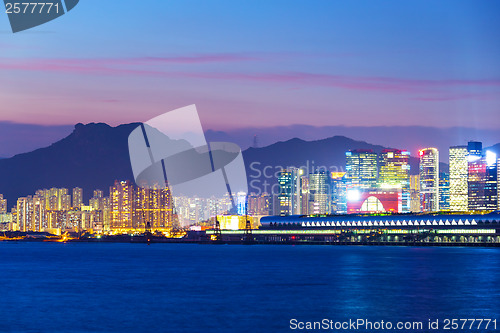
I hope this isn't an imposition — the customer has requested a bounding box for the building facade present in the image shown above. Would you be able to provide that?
[277,168,302,216]
[345,149,378,189]
[449,146,468,211]
[419,148,439,212]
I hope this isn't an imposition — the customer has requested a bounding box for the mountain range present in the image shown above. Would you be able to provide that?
[0,122,497,208]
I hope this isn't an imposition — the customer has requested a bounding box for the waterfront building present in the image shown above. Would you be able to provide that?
[449,146,468,211]
[347,189,402,214]
[345,149,378,189]
[419,148,439,212]
[216,215,260,230]
[277,168,302,216]
[256,213,500,245]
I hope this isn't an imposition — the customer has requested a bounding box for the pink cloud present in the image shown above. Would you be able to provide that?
[1,56,500,97]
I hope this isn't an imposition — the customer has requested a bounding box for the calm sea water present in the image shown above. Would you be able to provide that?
[0,243,499,333]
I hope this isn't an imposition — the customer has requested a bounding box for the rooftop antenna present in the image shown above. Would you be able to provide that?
[253,134,258,148]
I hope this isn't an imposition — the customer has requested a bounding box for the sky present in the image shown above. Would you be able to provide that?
[1,0,500,136]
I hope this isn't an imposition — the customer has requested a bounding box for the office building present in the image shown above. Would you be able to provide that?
[409,175,420,213]
[468,142,498,211]
[439,172,450,211]
[449,146,468,211]
[378,149,411,212]
[419,148,439,212]
[331,172,347,214]
[236,192,247,216]
[308,171,330,214]
[277,168,302,216]
[345,149,378,189]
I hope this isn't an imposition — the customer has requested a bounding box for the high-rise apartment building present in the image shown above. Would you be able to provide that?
[72,187,83,209]
[419,148,439,212]
[133,185,173,230]
[345,149,378,189]
[248,193,272,216]
[16,197,30,232]
[110,181,134,229]
[0,194,6,214]
[449,146,468,211]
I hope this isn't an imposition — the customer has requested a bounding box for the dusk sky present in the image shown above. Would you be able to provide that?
[1,0,500,132]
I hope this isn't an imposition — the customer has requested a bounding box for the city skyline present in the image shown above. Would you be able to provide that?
[2,137,498,235]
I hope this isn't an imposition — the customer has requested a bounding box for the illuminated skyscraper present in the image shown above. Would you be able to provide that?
[439,172,450,211]
[378,149,410,212]
[449,146,468,211]
[345,149,378,189]
[110,181,134,230]
[236,192,247,215]
[300,176,310,215]
[31,195,45,232]
[419,148,439,212]
[484,151,497,210]
[498,157,500,210]
[331,172,347,214]
[72,187,83,209]
[277,168,302,216]
[409,175,420,212]
[16,197,30,232]
[468,141,497,211]
[308,171,330,214]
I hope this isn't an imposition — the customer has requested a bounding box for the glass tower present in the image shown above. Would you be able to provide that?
[419,148,439,212]
[345,149,378,189]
